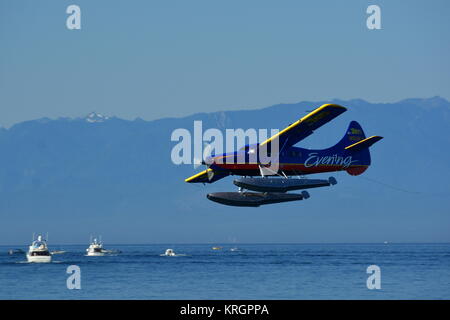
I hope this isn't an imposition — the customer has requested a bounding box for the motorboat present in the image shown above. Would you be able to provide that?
[163,248,176,256]
[8,249,25,255]
[26,235,52,263]
[86,237,105,256]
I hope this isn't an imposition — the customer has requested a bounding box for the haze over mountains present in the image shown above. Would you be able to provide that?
[1,97,449,244]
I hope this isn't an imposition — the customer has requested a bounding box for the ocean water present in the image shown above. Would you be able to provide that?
[0,243,449,299]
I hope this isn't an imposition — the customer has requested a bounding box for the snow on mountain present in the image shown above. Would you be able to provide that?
[85,112,110,123]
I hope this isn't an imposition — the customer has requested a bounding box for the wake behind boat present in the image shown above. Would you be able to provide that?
[26,235,51,263]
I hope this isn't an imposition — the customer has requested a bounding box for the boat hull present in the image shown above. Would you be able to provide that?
[86,251,106,256]
[26,254,52,263]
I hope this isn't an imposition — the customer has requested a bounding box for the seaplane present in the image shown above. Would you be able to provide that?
[185,104,382,207]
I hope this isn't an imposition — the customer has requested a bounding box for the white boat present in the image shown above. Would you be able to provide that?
[26,235,52,263]
[8,249,25,255]
[163,248,176,256]
[86,237,106,256]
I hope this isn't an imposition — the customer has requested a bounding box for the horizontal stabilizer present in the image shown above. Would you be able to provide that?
[345,135,383,152]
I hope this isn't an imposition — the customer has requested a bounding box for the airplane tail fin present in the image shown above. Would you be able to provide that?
[337,121,367,147]
[334,121,383,176]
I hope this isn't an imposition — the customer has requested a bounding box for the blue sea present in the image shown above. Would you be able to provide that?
[0,243,449,299]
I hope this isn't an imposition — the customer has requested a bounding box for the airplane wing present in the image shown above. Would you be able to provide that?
[185,168,229,183]
[258,103,347,152]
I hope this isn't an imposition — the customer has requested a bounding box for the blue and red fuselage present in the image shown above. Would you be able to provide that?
[207,121,371,177]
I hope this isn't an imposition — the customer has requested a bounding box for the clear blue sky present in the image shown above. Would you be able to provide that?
[1,0,449,127]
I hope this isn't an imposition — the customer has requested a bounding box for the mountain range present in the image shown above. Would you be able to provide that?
[1,97,449,244]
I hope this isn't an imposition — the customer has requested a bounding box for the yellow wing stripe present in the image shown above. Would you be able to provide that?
[345,135,383,150]
[259,103,347,147]
[185,168,213,183]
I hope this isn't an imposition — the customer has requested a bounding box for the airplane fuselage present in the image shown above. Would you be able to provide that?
[208,144,371,177]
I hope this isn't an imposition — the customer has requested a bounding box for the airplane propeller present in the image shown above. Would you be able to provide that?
[193,143,212,169]
[207,168,215,181]
[203,144,216,181]
[193,143,215,181]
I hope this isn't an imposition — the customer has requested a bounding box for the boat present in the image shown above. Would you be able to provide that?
[162,248,176,256]
[212,246,223,250]
[26,235,52,263]
[86,237,106,256]
[8,249,25,255]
